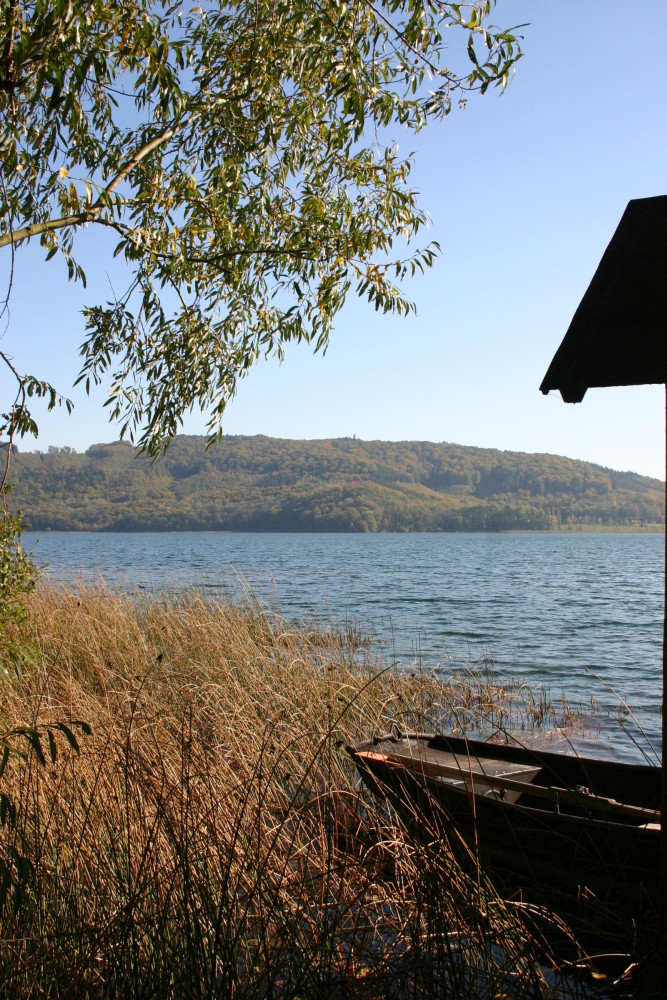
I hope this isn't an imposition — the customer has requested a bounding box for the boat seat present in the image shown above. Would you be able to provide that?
[415,751,542,804]
[457,765,542,804]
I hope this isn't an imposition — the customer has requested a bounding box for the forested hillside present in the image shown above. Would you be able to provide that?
[7,436,665,532]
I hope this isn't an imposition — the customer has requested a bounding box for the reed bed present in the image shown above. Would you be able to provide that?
[0,584,595,998]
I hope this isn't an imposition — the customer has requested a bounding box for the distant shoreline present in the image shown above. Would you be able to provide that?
[23,525,665,535]
[504,525,665,534]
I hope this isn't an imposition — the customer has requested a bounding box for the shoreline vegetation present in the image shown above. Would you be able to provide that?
[0,585,650,998]
[7,435,664,533]
[23,524,667,534]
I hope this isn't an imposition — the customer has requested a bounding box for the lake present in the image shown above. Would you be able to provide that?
[24,530,664,756]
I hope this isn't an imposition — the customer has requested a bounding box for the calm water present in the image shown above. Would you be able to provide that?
[24,531,664,754]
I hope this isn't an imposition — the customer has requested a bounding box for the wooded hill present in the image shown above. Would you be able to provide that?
[8,436,665,532]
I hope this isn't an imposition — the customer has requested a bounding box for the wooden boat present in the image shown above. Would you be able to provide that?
[348,730,661,936]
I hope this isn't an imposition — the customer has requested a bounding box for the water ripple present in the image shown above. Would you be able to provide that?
[26,530,664,750]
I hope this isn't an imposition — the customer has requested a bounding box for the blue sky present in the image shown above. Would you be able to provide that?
[2,0,666,479]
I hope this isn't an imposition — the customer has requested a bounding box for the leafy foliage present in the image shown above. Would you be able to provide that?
[9,435,665,532]
[0,0,521,454]
[0,498,37,667]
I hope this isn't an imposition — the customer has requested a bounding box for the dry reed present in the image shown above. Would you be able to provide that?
[0,584,593,998]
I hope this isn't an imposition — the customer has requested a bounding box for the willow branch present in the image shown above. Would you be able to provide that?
[0,213,130,248]
[0,349,24,496]
[0,122,179,250]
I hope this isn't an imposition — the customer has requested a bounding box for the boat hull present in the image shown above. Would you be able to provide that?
[348,732,660,939]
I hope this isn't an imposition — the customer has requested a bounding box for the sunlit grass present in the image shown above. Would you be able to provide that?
[0,584,596,998]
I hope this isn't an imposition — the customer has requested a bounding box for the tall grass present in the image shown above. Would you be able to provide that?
[0,584,602,998]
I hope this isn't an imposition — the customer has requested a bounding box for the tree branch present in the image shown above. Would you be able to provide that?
[0,213,127,249]
[0,349,24,496]
[0,122,179,250]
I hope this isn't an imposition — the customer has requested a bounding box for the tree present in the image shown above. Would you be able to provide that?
[0,0,521,458]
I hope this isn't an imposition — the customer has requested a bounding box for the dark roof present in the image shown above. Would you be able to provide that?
[540,195,667,403]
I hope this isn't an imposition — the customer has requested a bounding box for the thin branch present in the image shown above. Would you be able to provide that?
[0,350,24,497]
[0,122,180,250]
[0,170,16,329]
[103,124,179,200]
[0,213,127,249]
[0,0,20,94]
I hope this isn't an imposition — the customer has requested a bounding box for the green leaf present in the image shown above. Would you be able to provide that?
[52,723,81,753]
[47,728,58,764]
[0,745,10,781]
[28,732,46,767]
